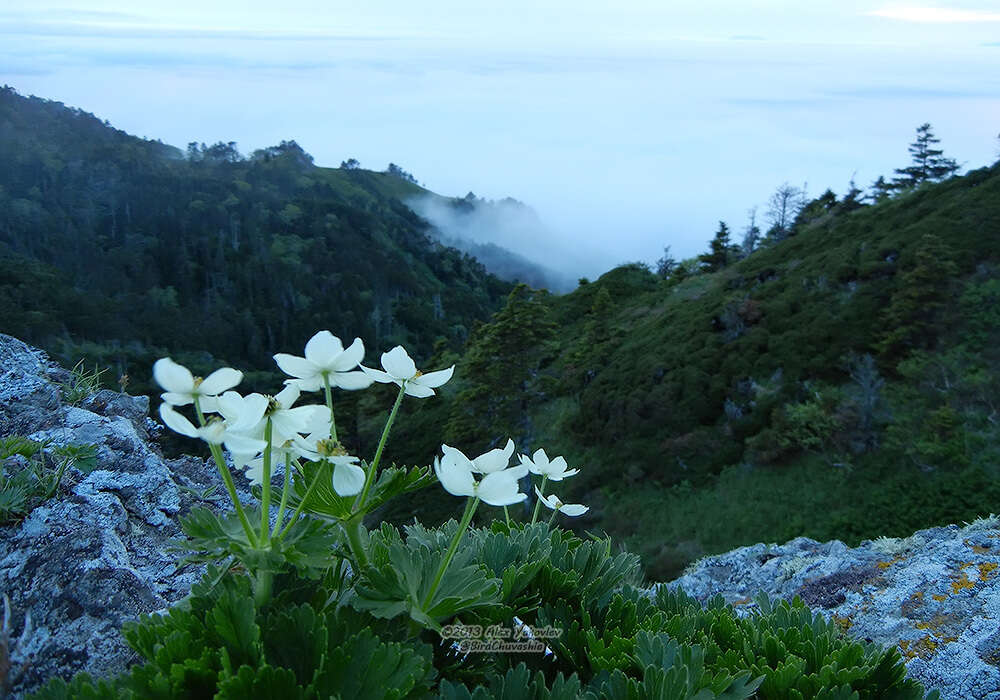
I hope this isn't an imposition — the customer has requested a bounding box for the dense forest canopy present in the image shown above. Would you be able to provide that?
[0,86,511,401]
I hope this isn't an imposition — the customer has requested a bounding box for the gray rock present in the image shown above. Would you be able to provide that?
[655,520,1000,700]
[0,335,248,698]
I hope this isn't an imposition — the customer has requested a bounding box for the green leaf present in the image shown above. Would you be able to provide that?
[215,664,303,699]
[312,628,433,699]
[354,541,500,630]
[289,460,353,522]
[362,463,436,515]
[210,586,262,668]
[263,603,328,687]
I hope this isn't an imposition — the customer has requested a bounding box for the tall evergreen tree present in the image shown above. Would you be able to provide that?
[891,123,959,190]
[698,221,737,273]
[445,284,555,447]
[877,233,959,360]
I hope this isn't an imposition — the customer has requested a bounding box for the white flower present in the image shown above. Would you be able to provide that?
[534,487,589,517]
[329,455,366,496]
[520,449,579,481]
[273,331,373,392]
[158,403,266,456]
[469,439,516,474]
[285,435,366,497]
[434,444,527,506]
[153,358,242,407]
[360,346,454,398]
[267,384,329,439]
[214,391,269,432]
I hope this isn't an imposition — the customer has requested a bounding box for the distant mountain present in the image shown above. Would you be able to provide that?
[0,85,511,400]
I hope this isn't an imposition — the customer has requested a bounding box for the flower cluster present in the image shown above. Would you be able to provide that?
[435,441,588,522]
[153,328,587,608]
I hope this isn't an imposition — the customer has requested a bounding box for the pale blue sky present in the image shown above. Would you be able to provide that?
[2,1,998,277]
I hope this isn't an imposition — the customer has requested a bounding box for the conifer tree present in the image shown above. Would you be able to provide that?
[445,284,555,447]
[877,233,958,360]
[698,221,737,273]
[891,123,959,191]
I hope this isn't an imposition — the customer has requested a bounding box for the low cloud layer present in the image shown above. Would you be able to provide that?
[408,194,588,292]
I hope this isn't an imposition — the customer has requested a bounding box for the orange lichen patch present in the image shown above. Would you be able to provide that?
[964,539,992,553]
[979,562,998,580]
[832,615,853,633]
[731,596,752,606]
[900,590,925,617]
[900,635,959,661]
[932,593,948,602]
[877,556,905,570]
[950,563,980,593]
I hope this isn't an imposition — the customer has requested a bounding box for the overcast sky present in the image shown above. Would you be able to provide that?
[2,1,998,278]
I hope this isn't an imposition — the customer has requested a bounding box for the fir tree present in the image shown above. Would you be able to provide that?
[891,123,959,191]
[698,221,738,272]
[877,233,959,360]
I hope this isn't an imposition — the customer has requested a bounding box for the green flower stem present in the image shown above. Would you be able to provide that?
[195,399,257,546]
[422,497,479,609]
[277,460,327,539]
[270,454,294,539]
[259,418,273,544]
[254,570,273,608]
[548,509,559,528]
[322,374,338,443]
[344,514,370,569]
[530,476,548,525]
[354,383,406,512]
[503,505,511,526]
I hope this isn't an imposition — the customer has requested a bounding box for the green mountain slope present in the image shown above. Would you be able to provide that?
[0,86,511,400]
[435,162,1000,577]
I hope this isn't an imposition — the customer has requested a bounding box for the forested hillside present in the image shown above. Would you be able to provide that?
[422,156,1000,578]
[3,85,998,581]
[0,87,511,400]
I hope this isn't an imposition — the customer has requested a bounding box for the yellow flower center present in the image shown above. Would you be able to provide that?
[317,439,349,457]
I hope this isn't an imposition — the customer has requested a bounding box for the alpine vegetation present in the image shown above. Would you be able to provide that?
[30,330,937,699]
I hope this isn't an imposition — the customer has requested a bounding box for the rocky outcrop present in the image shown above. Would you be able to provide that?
[0,335,247,698]
[659,523,1000,700]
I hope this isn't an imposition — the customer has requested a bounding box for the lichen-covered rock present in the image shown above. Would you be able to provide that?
[656,521,1000,700]
[0,335,248,698]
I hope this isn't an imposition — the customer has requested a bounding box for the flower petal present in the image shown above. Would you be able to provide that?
[331,337,365,372]
[160,391,194,407]
[275,383,301,409]
[198,367,243,396]
[273,353,316,380]
[233,393,269,432]
[304,330,344,367]
[413,365,454,389]
[560,504,589,517]
[403,382,436,398]
[435,456,477,497]
[381,346,417,380]
[478,472,526,506]
[534,485,556,510]
[153,358,194,394]
[332,462,366,496]
[359,365,394,384]
[472,438,516,474]
[285,377,324,392]
[222,432,267,456]
[329,370,374,391]
[159,404,199,437]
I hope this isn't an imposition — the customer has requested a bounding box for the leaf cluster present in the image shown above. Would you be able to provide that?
[0,436,98,524]
[30,520,936,699]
